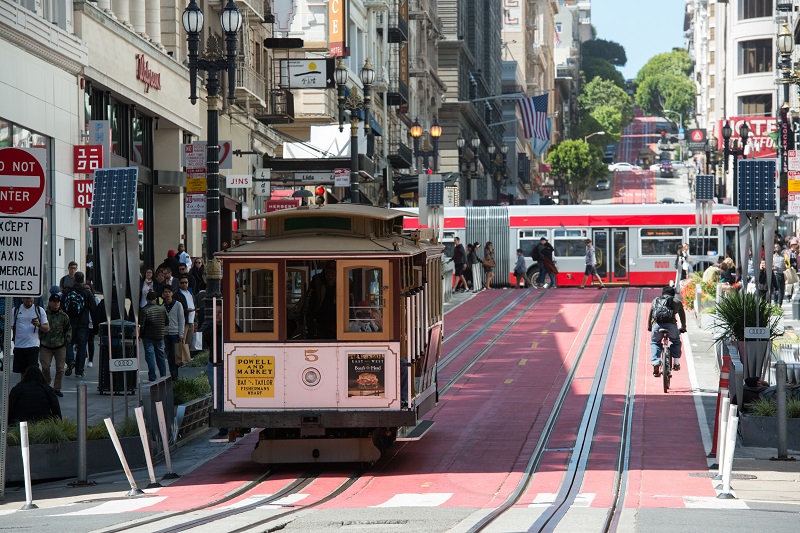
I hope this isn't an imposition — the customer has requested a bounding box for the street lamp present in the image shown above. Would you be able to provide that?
[583,131,606,142]
[457,132,481,201]
[409,117,442,172]
[721,120,750,206]
[335,58,374,204]
[182,0,241,349]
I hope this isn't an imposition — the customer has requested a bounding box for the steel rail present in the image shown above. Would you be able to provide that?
[465,289,614,533]
[443,289,519,344]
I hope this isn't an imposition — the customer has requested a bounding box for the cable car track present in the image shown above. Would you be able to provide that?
[464,289,644,532]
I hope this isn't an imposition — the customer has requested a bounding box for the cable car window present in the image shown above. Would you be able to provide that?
[553,229,586,257]
[229,263,279,340]
[338,260,392,341]
[519,229,548,257]
[640,228,683,255]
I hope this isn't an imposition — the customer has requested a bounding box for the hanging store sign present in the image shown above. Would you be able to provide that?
[717,117,777,159]
[328,0,347,56]
[280,58,336,88]
[73,145,103,174]
[136,53,162,93]
[226,174,252,189]
[89,120,111,171]
[74,179,93,208]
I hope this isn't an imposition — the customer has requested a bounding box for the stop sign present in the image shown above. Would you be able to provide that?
[0,147,46,216]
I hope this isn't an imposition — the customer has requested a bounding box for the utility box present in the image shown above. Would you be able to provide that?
[98,320,138,394]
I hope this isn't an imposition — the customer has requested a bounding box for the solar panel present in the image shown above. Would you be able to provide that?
[695,174,715,201]
[737,159,776,213]
[90,167,139,227]
[427,181,445,206]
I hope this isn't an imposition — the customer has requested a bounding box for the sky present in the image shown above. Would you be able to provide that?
[591,0,686,81]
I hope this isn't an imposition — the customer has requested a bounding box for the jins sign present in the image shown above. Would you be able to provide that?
[136,54,161,93]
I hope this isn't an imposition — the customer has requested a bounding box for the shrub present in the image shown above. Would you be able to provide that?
[680,273,718,310]
[173,373,211,405]
[7,417,140,446]
[748,397,777,417]
[186,349,209,367]
[787,398,800,419]
[87,422,110,441]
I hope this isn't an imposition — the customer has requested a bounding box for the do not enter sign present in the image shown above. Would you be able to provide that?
[0,148,46,217]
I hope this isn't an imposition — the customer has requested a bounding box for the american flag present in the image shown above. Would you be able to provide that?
[554,28,561,46]
[519,94,550,141]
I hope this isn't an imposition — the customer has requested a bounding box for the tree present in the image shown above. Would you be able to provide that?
[576,78,634,141]
[634,49,693,86]
[582,39,627,67]
[581,57,626,89]
[546,140,607,204]
[634,73,696,124]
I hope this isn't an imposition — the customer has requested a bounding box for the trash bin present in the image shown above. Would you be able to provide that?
[98,320,138,394]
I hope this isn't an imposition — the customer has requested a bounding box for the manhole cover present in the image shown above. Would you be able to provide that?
[688,472,757,480]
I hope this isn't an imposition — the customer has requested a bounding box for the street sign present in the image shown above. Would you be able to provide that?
[678,127,685,140]
[334,168,350,187]
[0,217,43,296]
[109,357,140,372]
[687,129,707,150]
[185,193,206,218]
[788,179,800,193]
[182,141,234,169]
[0,147,46,217]
[789,150,800,171]
[186,177,207,193]
[789,193,800,215]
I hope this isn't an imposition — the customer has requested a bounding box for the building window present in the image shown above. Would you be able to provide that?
[739,94,772,116]
[738,0,772,19]
[738,39,773,74]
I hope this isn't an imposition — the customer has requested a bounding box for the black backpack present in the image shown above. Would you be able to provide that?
[63,289,86,319]
[652,296,675,322]
[531,245,541,261]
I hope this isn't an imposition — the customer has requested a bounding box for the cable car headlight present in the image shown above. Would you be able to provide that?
[302,367,321,387]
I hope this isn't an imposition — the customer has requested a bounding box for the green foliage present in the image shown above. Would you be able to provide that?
[578,78,635,129]
[712,291,784,344]
[186,349,209,367]
[582,39,627,66]
[7,417,141,446]
[546,140,608,204]
[788,398,800,419]
[634,74,696,123]
[748,397,777,417]
[635,50,693,85]
[173,373,212,405]
[87,422,110,441]
[679,273,717,310]
[581,57,626,89]
[116,416,141,438]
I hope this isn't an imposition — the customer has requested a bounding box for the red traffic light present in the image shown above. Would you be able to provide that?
[315,186,325,196]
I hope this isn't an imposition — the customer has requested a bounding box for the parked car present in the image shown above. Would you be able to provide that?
[661,197,675,204]
[595,178,610,191]
[659,161,674,178]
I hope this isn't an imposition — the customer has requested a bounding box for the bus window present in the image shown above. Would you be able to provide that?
[640,228,683,256]
[442,231,457,258]
[553,229,586,257]
[519,229,548,257]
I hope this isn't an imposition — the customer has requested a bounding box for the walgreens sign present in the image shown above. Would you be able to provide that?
[716,117,777,159]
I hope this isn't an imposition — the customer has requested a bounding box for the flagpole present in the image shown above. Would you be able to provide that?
[471,88,553,104]
[488,115,557,128]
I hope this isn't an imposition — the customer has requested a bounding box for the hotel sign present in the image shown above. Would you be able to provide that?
[329,0,347,56]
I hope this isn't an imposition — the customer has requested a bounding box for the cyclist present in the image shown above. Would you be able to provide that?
[647,286,687,377]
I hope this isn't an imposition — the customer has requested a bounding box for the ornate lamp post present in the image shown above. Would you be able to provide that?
[457,132,480,202]
[409,117,442,172]
[721,120,750,206]
[335,58,374,204]
[182,0,241,344]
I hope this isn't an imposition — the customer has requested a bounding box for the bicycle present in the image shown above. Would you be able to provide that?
[658,328,672,393]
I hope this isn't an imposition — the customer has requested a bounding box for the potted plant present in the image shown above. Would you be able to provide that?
[712,291,783,381]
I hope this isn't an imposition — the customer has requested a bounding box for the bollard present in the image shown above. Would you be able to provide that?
[68,382,96,487]
[714,397,730,480]
[134,407,161,488]
[717,406,739,498]
[19,422,38,510]
[155,401,180,480]
[711,355,731,457]
[104,418,144,496]
[793,291,800,321]
[774,361,794,461]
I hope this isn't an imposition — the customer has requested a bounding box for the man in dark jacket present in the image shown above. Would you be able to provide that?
[63,272,97,378]
[647,286,687,377]
[139,291,169,382]
[39,294,72,397]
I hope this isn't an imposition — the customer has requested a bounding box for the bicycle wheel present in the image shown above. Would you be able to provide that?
[662,345,671,393]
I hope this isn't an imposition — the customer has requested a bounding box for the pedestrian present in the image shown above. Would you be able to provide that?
[537,238,557,288]
[176,275,197,367]
[85,282,98,368]
[451,237,468,292]
[176,243,192,271]
[579,239,605,289]
[189,257,207,292]
[513,248,529,288]
[468,242,483,292]
[59,261,78,293]
[62,272,96,378]
[8,366,61,423]
[483,241,496,289]
[784,239,799,300]
[153,268,167,300]
[531,237,546,288]
[11,297,50,378]
[39,293,71,397]
[772,244,786,305]
[177,263,196,293]
[162,285,185,381]
[675,243,692,284]
[161,265,179,292]
[139,291,169,382]
[139,267,158,309]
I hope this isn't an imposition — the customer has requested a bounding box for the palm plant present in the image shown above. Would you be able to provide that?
[712,291,783,344]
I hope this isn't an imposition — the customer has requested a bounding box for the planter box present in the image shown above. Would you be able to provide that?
[740,413,800,451]
[174,394,212,441]
[5,437,145,483]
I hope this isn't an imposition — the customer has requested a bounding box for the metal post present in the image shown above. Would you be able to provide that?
[0,296,12,501]
[351,117,360,204]
[204,72,222,339]
[70,382,95,486]
[717,406,739,499]
[134,406,161,488]
[155,400,180,479]
[776,360,789,459]
[19,422,37,510]
[715,396,731,479]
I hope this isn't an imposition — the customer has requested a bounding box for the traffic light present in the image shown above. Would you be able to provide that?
[660,131,667,144]
[315,185,326,205]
